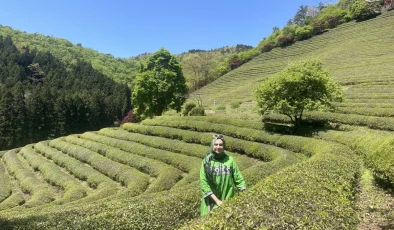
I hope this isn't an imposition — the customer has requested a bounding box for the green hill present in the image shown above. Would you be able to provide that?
[1,10,394,230]
[0,25,139,87]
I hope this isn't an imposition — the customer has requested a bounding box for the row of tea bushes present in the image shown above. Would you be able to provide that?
[241,152,306,186]
[64,135,183,193]
[19,145,87,204]
[120,123,281,162]
[79,132,202,188]
[34,142,121,200]
[0,160,11,203]
[186,153,361,229]
[49,139,150,194]
[2,149,57,208]
[315,128,394,189]
[0,149,302,229]
[155,116,265,130]
[98,128,259,167]
[139,118,352,157]
[336,107,394,118]
[264,111,394,131]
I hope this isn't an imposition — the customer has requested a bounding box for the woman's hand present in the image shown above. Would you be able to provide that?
[209,194,223,207]
[216,200,223,206]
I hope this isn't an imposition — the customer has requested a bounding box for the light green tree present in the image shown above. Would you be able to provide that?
[132,48,188,118]
[254,59,343,127]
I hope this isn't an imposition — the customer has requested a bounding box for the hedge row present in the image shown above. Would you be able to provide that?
[0,189,25,211]
[186,153,361,229]
[79,132,202,188]
[19,145,87,204]
[99,128,259,168]
[315,128,394,189]
[241,152,306,186]
[264,111,394,131]
[0,160,11,203]
[138,118,353,157]
[154,116,265,130]
[0,182,201,230]
[2,149,57,208]
[337,106,394,118]
[49,139,149,194]
[64,135,183,193]
[34,142,120,200]
[336,102,394,109]
[0,153,304,229]
[120,123,283,162]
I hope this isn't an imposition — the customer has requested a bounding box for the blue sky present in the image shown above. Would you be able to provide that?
[0,0,332,58]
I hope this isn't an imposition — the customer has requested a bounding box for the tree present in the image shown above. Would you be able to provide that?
[132,48,188,118]
[293,5,309,26]
[254,59,343,127]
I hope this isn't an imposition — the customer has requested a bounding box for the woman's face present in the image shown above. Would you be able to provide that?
[213,139,224,154]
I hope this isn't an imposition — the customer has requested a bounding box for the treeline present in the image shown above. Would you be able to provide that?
[0,25,139,88]
[0,36,131,151]
[214,0,394,82]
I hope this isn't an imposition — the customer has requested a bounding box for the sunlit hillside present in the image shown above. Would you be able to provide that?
[1,10,394,230]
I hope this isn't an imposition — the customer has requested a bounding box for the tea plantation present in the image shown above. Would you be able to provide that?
[1,10,394,229]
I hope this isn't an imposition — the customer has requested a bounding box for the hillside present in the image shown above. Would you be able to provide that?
[1,10,394,229]
[0,25,139,87]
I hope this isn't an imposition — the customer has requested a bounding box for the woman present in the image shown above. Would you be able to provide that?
[200,134,246,216]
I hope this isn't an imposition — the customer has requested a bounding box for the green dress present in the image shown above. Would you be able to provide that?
[200,139,246,216]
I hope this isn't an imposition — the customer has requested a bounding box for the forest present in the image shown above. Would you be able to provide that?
[0,36,131,150]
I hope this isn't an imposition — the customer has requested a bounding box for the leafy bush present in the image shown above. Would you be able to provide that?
[2,149,57,207]
[351,0,381,21]
[189,106,205,116]
[295,25,313,40]
[230,101,241,109]
[215,105,226,110]
[182,102,197,116]
[186,153,360,229]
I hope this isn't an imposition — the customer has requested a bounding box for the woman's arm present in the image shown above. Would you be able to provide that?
[232,159,246,191]
[209,193,223,206]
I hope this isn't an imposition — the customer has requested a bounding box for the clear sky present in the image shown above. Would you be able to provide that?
[0,0,333,58]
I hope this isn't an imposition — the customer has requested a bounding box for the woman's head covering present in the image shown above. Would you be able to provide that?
[203,134,226,182]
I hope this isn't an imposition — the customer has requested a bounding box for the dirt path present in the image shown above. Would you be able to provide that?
[358,168,394,230]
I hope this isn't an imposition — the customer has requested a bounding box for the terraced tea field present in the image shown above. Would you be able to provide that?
[1,10,394,230]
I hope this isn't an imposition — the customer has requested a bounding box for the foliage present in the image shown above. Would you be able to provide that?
[182,102,197,116]
[254,59,343,127]
[0,36,131,150]
[351,0,382,21]
[314,4,351,28]
[293,5,309,26]
[120,110,138,126]
[0,25,139,88]
[295,25,313,40]
[132,48,188,118]
[188,106,205,116]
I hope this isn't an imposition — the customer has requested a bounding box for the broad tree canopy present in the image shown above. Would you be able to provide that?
[132,48,188,118]
[254,58,343,126]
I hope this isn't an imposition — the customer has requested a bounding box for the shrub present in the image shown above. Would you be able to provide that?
[295,25,313,41]
[230,101,241,109]
[120,110,138,126]
[262,44,273,52]
[189,106,205,116]
[182,102,197,116]
[216,105,226,110]
[351,0,381,21]
[276,34,295,47]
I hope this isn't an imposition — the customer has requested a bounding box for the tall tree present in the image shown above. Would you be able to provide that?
[293,5,309,26]
[132,48,188,118]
